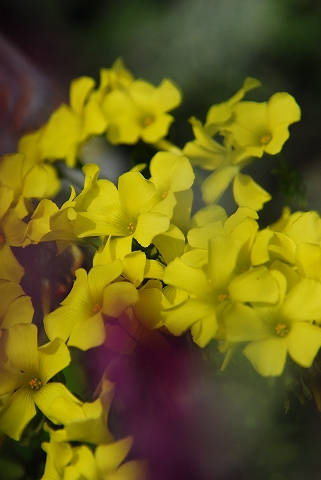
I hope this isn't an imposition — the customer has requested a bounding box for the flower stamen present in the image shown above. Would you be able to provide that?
[162,191,168,199]
[143,116,154,126]
[127,222,136,233]
[260,134,271,144]
[92,303,101,313]
[218,293,229,302]
[29,378,42,390]
[275,323,289,337]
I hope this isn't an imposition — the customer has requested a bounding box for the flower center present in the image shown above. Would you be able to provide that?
[275,323,289,337]
[0,231,5,243]
[143,116,154,127]
[92,303,101,313]
[127,222,136,234]
[218,293,229,302]
[260,134,271,145]
[162,190,168,199]
[29,378,42,390]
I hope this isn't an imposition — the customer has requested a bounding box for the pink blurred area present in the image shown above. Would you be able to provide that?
[0,34,66,156]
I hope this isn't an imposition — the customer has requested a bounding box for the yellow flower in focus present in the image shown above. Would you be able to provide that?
[74,169,170,248]
[222,92,301,159]
[183,118,271,209]
[44,261,139,350]
[163,235,279,347]
[0,324,74,440]
[205,77,262,134]
[103,78,181,144]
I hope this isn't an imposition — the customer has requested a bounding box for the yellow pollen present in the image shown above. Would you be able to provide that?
[260,134,271,145]
[127,222,136,233]
[162,191,168,199]
[275,323,289,337]
[29,378,42,390]
[0,233,5,243]
[218,293,229,302]
[92,303,101,313]
[143,116,154,126]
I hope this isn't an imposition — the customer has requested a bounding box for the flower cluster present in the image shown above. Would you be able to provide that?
[2,57,320,478]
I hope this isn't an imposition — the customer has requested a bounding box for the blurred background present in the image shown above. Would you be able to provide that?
[1,1,321,479]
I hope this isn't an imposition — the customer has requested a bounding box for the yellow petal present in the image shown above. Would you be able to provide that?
[233,172,271,211]
[243,337,287,377]
[0,388,36,440]
[288,322,321,367]
[228,266,279,304]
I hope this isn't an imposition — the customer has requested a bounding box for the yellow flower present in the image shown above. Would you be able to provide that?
[44,377,114,445]
[0,152,55,219]
[149,151,194,220]
[205,77,262,133]
[18,128,61,199]
[0,185,26,282]
[182,117,228,170]
[269,211,321,265]
[0,280,33,330]
[96,57,134,100]
[163,235,279,347]
[63,438,146,480]
[44,261,139,350]
[103,78,181,144]
[222,92,301,159]
[74,169,170,248]
[226,274,321,376]
[40,439,73,480]
[0,323,74,440]
[39,76,107,167]
[183,118,271,209]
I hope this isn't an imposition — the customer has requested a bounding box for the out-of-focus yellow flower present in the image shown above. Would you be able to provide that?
[0,280,33,330]
[149,151,194,219]
[226,272,321,376]
[40,439,73,480]
[39,76,107,167]
[269,211,321,265]
[0,185,26,282]
[96,57,134,101]
[18,128,61,199]
[103,78,181,145]
[44,377,115,445]
[0,323,75,440]
[0,152,56,219]
[63,437,146,480]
